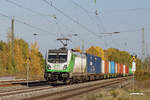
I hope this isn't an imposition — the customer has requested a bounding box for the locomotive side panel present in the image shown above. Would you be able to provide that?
[73,55,86,73]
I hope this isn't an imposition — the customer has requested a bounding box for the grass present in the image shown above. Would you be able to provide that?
[86,88,150,100]
[77,80,150,100]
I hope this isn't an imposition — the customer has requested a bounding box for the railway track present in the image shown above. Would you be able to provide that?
[0,79,26,87]
[0,76,132,100]
[0,80,47,87]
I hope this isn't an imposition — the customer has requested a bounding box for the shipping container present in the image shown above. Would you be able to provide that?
[73,55,86,73]
[105,60,109,74]
[117,63,120,74]
[110,61,115,74]
[86,54,101,74]
[109,61,111,73]
[115,63,118,74]
[127,66,129,74]
[125,65,128,74]
[123,65,126,74]
[129,66,133,74]
[120,64,123,74]
[101,60,105,74]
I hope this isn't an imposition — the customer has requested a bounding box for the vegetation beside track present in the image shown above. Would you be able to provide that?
[0,33,45,79]
[76,80,150,100]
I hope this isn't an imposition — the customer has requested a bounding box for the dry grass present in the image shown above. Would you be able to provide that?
[85,88,150,100]
[75,80,150,100]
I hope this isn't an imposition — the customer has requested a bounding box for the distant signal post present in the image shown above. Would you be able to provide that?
[131,55,136,93]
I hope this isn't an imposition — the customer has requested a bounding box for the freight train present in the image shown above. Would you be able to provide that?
[44,48,133,84]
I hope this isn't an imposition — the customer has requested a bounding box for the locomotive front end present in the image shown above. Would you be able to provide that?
[44,49,71,82]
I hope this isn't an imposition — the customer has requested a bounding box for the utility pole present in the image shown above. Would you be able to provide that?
[142,28,145,69]
[26,58,30,87]
[11,17,15,69]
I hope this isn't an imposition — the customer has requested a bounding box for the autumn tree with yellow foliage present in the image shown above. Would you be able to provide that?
[0,37,44,79]
[29,42,44,78]
[86,46,104,60]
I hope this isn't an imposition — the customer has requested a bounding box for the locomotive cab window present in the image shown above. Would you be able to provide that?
[59,53,67,63]
[48,53,67,63]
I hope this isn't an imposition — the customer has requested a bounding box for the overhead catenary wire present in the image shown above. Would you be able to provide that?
[5,0,56,19]
[95,10,106,32]
[1,0,89,44]
[55,18,78,36]
[71,0,103,34]
[0,12,56,36]
[119,8,150,11]
[103,8,150,15]
[42,0,100,37]
[71,0,94,14]
[5,0,59,31]
[6,0,100,38]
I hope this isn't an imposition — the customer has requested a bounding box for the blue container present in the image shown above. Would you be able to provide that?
[110,61,115,74]
[86,54,101,74]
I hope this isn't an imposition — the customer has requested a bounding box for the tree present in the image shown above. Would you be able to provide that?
[29,42,43,77]
[0,41,6,51]
[14,39,28,73]
[86,46,104,59]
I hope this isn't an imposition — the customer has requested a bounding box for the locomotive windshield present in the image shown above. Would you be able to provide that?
[48,53,67,63]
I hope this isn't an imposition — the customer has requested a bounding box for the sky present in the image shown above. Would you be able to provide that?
[0,0,150,58]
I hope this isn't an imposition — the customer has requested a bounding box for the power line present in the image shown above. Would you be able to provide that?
[71,1,107,36]
[42,0,99,37]
[71,0,94,14]
[103,8,150,14]
[123,8,150,11]
[0,12,56,36]
[5,0,80,38]
[71,0,106,34]
[95,10,106,32]
[71,0,102,34]
[118,29,141,33]
[5,0,59,36]
[5,0,56,19]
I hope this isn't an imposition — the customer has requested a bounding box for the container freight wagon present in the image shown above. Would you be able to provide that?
[123,65,126,75]
[117,63,120,74]
[101,60,105,74]
[86,54,102,80]
[115,63,118,74]
[105,60,109,74]
[120,64,123,75]
[86,54,101,74]
[110,61,115,74]
[129,66,133,75]
[109,61,111,74]
[107,61,116,77]
[125,65,129,75]
[123,65,129,76]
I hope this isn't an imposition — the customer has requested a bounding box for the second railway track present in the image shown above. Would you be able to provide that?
[0,76,132,100]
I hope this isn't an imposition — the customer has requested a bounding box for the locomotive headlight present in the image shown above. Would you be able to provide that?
[63,65,67,70]
[47,65,51,70]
